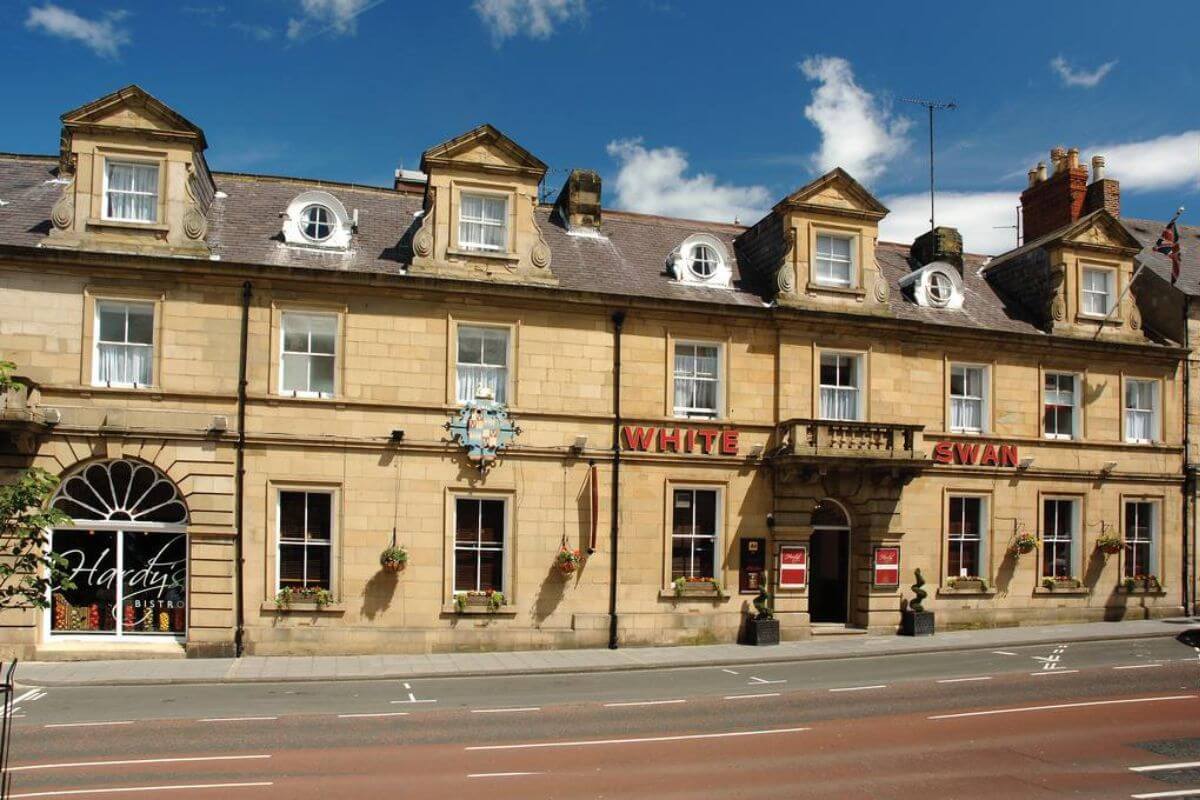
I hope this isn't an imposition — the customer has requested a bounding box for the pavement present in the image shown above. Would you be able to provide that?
[17,616,1198,687]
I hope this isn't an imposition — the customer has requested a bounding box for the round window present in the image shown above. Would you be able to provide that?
[689,244,719,279]
[300,204,335,242]
[928,271,953,306]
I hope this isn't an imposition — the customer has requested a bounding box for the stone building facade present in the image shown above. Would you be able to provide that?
[0,87,1190,659]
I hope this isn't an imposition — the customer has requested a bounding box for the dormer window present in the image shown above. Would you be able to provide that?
[671,234,732,288]
[300,204,335,243]
[1081,266,1115,317]
[815,233,854,287]
[928,271,952,305]
[900,262,964,309]
[281,191,354,250]
[689,244,719,279]
[103,160,159,223]
[459,193,508,252]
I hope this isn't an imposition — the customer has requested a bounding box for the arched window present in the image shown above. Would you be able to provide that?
[299,204,335,242]
[53,459,188,525]
[689,244,719,279]
[811,498,850,528]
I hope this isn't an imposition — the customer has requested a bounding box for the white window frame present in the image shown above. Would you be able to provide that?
[274,489,335,594]
[1124,378,1159,444]
[458,192,509,253]
[101,158,160,224]
[950,363,988,433]
[1123,500,1159,579]
[670,486,722,583]
[92,299,155,388]
[452,495,509,595]
[673,341,722,419]
[818,352,863,421]
[1080,266,1116,318]
[1041,497,1080,580]
[456,324,510,404]
[814,233,855,288]
[947,495,988,579]
[687,244,720,280]
[298,204,335,243]
[1043,371,1079,440]
[279,311,338,398]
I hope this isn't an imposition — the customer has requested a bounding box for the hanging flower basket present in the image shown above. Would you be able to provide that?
[380,545,408,573]
[1008,533,1037,556]
[1095,534,1123,556]
[555,546,583,575]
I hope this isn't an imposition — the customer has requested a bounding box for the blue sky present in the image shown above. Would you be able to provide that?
[5,0,1198,253]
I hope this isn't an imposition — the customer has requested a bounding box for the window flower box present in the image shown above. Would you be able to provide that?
[274,586,333,609]
[1041,576,1082,591]
[1122,575,1162,593]
[454,589,505,613]
[947,576,988,592]
[671,576,726,599]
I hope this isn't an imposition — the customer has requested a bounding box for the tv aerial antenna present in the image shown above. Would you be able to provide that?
[901,97,957,232]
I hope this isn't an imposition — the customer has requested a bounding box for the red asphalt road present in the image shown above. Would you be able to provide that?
[9,691,1200,799]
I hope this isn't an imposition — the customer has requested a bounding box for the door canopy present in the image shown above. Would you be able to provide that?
[52,459,188,525]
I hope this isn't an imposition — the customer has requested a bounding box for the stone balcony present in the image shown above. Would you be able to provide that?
[772,417,929,472]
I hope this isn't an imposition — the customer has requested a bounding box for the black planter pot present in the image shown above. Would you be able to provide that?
[901,610,935,636]
[746,617,780,646]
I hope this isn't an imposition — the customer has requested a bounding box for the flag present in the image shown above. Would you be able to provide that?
[1155,213,1182,284]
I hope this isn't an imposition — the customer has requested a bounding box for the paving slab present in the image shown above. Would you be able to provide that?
[14,617,1196,687]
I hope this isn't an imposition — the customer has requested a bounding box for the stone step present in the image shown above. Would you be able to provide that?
[32,641,187,662]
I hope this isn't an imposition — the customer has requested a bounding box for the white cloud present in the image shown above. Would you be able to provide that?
[232,21,274,41]
[605,139,770,225]
[474,0,585,42]
[286,0,377,41]
[879,191,1020,256]
[799,55,911,183]
[25,4,130,59]
[1050,55,1117,89]
[1084,131,1200,192]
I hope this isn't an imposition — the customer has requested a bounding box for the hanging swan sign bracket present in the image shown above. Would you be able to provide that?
[444,387,521,474]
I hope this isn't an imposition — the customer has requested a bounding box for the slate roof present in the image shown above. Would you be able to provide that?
[0,152,1173,341]
[1123,217,1200,295]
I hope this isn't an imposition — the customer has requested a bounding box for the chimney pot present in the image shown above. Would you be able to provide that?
[1027,168,1038,188]
[1091,155,1106,181]
[1067,147,1080,170]
[1036,162,1048,182]
[1051,147,1067,174]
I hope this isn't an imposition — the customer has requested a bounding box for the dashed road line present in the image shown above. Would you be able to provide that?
[391,698,437,704]
[199,716,278,723]
[9,755,271,773]
[829,685,887,693]
[936,676,993,684]
[337,712,410,719]
[471,707,540,714]
[465,726,811,751]
[10,782,273,798]
[723,692,780,700]
[992,651,1018,656]
[1130,760,1200,773]
[1029,669,1079,676]
[43,721,133,729]
[1114,664,1164,670]
[468,772,544,778]
[748,676,787,685]
[929,694,1197,720]
[603,699,686,708]
[1130,790,1200,799]
[721,669,740,675]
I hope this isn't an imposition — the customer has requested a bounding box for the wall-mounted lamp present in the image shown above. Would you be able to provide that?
[571,434,588,453]
[1018,457,1034,470]
[390,429,405,443]
[1101,460,1118,475]
[748,443,765,459]
[209,415,228,434]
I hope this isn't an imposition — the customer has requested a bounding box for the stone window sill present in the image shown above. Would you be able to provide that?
[659,589,728,601]
[937,587,997,598]
[805,281,866,298]
[440,603,519,617]
[87,217,169,233]
[446,247,520,263]
[1075,313,1122,327]
[1116,586,1167,596]
[1032,587,1090,597]
[261,601,346,614]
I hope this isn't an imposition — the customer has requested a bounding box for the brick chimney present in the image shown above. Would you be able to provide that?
[910,226,964,273]
[1020,147,1088,241]
[553,169,602,232]
[1082,155,1120,217]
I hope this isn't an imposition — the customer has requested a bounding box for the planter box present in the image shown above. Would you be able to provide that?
[901,610,935,636]
[1042,578,1082,591]
[745,617,779,646]
[948,579,986,592]
[1122,579,1162,593]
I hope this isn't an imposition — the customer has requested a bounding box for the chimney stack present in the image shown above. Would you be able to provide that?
[1082,154,1120,218]
[1020,147,1089,241]
[553,169,602,232]
[910,226,964,273]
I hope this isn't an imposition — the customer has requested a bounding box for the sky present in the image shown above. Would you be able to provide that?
[4,0,1199,255]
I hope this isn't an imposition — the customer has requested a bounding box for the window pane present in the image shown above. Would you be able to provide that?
[126,306,154,345]
[672,490,693,535]
[281,353,309,393]
[454,549,478,592]
[98,305,126,342]
[50,530,118,633]
[279,492,306,538]
[279,544,306,587]
[122,532,187,635]
[482,329,508,366]
[690,537,715,578]
[309,354,335,395]
[693,490,717,536]
[458,329,483,364]
[456,499,480,544]
[671,538,690,580]
[282,327,309,354]
[477,550,503,592]
[478,500,505,544]
[305,545,331,588]
[306,493,331,540]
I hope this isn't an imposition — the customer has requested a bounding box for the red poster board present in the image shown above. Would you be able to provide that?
[778,545,807,589]
[873,545,900,588]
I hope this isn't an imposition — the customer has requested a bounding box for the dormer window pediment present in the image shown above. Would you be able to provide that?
[282,190,354,250]
[670,234,732,288]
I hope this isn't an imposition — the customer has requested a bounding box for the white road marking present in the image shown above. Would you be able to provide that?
[929,694,1197,720]
[993,651,1018,656]
[11,689,41,705]
[466,726,811,751]
[829,685,887,693]
[10,783,273,798]
[603,699,686,708]
[748,677,787,685]
[467,772,544,778]
[43,721,133,729]
[723,692,780,700]
[337,712,410,719]
[199,716,278,722]
[1131,790,1200,799]
[471,707,540,714]
[9,755,271,773]
[1029,669,1079,676]
[403,682,411,689]
[1114,664,1164,670]
[721,669,740,675]
[936,676,993,684]
[390,699,437,704]
[30,692,47,702]
[1130,760,1200,773]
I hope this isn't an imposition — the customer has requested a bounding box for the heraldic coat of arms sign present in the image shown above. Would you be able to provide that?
[445,386,521,474]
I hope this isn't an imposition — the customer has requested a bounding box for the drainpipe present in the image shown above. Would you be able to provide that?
[1184,295,1193,616]
[609,310,626,650]
[233,281,251,657]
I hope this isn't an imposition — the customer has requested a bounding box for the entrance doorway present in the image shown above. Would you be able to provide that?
[808,528,849,623]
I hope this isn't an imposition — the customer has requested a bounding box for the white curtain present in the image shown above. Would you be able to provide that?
[1125,381,1155,440]
[97,343,151,386]
[458,365,506,403]
[106,162,158,222]
[951,397,981,431]
[820,386,858,421]
[459,195,506,250]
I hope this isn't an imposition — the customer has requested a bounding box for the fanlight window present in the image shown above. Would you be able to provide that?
[53,460,188,525]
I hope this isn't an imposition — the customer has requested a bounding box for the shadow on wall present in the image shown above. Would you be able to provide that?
[361,570,400,621]
[994,551,1018,596]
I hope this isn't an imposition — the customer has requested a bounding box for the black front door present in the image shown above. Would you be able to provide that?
[808,529,848,623]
